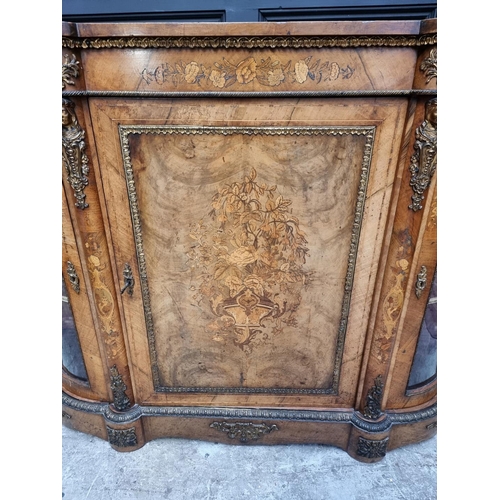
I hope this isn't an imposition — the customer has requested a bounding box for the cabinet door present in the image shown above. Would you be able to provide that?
[90,96,408,408]
[62,186,109,400]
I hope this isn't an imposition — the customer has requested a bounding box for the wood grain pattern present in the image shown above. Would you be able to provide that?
[62,186,108,400]
[62,20,437,459]
[62,97,135,407]
[89,96,408,407]
[67,20,424,38]
[79,47,417,92]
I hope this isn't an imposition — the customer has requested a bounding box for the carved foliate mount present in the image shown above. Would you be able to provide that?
[66,261,80,294]
[409,98,437,212]
[210,421,278,443]
[62,53,80,89]
[109,365,131,412]
[415,265,427,299]
[62,98,90,210]
[356,436,389,459]
[420,47,437,83]
[107,426,137,447]
[363,375,384,420]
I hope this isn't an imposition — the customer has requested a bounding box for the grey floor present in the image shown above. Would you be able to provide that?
[62,425,436,500]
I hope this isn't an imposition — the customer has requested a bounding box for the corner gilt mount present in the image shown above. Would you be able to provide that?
[363,375,384,420]
[62,53,80,89]
[62,98,90,210]
[408,98,437,212]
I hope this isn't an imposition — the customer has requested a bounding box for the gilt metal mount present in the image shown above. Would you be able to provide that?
[120,263,134,296]
[62,98,90,210]
[363,375,384,420]
[66,261,80,294]
[415,266,428,299]
[409,98,437,212]
[210,421,278,442]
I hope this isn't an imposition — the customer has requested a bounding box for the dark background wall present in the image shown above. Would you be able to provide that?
[62,1,437,23]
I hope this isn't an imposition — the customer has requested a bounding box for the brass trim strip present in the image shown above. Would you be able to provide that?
[62,34,436,50]
[119,124,375,395]
[62,390,436,425]
[62,89,437,99]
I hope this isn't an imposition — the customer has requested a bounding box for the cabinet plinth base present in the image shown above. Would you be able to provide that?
[63,391,436,462]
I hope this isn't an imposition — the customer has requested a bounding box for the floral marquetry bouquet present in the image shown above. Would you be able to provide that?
[187,168,313,351]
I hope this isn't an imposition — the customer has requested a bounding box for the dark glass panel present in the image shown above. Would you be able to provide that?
[62,277,88,381]
[407,269,437,390]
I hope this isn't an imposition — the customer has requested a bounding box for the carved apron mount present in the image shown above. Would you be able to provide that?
[107,426,137,447]
[210,421,278,442]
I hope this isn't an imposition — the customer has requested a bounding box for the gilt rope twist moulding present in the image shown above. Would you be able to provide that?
[62,19,437,462]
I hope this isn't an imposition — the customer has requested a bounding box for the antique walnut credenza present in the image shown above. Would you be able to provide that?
[62,19,437,462]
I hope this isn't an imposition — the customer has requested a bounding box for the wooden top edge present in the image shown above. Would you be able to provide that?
[419,18,437,34]
[62,20,434,38]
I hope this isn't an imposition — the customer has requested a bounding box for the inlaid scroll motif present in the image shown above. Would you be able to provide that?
[408,98,437,212]
[428,196,437,228]
[62,98,90,210]
[85,235,121,358]
[62,53,80,89]
[210,421,278,442]
[141,56,354,89]
[377,230,412,363]
[356,437,389,459]
[420,47,437,83]
[187,168,313,352]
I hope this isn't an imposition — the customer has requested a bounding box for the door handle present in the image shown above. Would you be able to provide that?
[120,263,134,296]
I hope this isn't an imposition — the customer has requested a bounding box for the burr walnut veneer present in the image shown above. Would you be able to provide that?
[62,19,437,462]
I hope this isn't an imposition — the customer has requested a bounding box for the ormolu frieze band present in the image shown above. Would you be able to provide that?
[62,34,437,50]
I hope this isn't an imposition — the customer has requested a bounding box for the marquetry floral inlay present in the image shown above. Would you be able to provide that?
[376,229,412,363]
[141,56,354,89]
[187,168,313,352]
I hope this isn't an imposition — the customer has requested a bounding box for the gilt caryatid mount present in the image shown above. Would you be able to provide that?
[62,98,90,210]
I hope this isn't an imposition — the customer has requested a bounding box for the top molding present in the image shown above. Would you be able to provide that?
[62,20,437,48]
